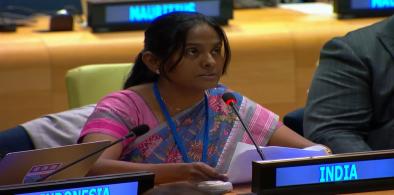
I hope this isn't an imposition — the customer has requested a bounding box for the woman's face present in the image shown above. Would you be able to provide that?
[164,23,225,91]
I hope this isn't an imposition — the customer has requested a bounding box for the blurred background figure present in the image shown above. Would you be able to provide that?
[304,15,394,154]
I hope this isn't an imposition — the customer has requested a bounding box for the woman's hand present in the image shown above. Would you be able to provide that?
[154,162,228,184]
[181,162,228,182]
[316,144,332,155]
[303,144,332,155]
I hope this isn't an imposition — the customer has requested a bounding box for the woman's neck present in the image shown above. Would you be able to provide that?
[155,80,205,114]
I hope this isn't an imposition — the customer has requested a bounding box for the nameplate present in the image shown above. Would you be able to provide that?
[252,150,394,194]
[0,172,154,195]
[334,0,394,18]
[87,0,233,32]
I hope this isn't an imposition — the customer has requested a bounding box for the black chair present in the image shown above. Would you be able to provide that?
[283,108,304,136]
[0,126,34,158]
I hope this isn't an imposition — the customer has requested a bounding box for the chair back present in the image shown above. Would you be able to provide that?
[65,63,132,108]
[283,108,304,136]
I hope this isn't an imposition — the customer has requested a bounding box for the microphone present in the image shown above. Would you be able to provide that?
[222,93,265,161]
[36,124,150,182]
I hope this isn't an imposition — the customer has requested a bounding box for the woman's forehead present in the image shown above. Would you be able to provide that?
[185,24,221,44]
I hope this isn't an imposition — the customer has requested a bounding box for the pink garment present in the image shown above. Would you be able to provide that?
[80,86,283,170]
[80,90,159,148]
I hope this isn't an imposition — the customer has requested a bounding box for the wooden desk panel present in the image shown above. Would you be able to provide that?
[222,29,295,104]
[0,38,52,128]
[0,7,385,130]
[46,36,141,111]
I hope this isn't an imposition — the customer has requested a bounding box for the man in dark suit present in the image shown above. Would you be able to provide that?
[304,15,394,154]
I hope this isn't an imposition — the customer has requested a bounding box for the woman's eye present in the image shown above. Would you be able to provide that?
[185,48,198,56]
[212,47,221,55]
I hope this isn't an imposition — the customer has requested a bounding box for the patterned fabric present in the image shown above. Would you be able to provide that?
[79,85,282,172]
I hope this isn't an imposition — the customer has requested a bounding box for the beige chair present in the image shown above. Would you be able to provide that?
[65,63,133,108]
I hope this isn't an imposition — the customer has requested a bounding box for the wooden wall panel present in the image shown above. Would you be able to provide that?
[0,39,52,128]
[0,7,385,130]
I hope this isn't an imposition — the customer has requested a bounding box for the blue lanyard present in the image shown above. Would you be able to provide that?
[152,82,210,163]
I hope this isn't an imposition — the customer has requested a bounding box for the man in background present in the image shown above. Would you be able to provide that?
[304,15,394,154]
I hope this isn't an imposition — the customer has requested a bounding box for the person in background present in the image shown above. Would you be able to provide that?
[0,105,95,157]
[79,11,329,184]
[304,15,394,154]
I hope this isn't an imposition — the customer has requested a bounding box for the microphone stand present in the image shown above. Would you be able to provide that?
[227,102,265,161]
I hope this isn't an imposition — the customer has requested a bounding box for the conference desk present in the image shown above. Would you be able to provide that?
[0,4,386,130]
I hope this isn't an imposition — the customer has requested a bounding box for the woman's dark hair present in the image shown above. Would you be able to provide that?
[123,11,231,89]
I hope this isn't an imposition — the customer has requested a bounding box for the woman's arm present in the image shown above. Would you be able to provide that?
[267,125,316,148]
[82,133,227,184]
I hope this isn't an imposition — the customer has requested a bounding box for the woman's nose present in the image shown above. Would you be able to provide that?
[202,53,216,68]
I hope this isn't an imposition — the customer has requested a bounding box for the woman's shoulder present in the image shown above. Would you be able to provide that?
[95,85,153,115]
[98,89,141,105]
[99,83,151,102]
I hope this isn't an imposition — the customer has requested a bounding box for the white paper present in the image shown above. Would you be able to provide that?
[227,142,327,184]
[279,3,333,16]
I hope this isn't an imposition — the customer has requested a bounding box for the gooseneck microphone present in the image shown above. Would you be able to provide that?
[222,93,265,161]
[36,124,150,182]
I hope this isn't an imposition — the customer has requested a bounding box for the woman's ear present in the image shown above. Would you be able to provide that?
[142,51,160,74]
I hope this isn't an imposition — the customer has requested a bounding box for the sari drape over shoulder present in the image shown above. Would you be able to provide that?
[79,85,282,173]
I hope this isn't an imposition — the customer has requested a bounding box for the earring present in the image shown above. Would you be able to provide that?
[155,69,160,75]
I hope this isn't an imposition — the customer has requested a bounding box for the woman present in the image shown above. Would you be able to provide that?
[79,11,327,184]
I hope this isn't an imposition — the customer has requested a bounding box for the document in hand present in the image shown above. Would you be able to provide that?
[227,142,328,184]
